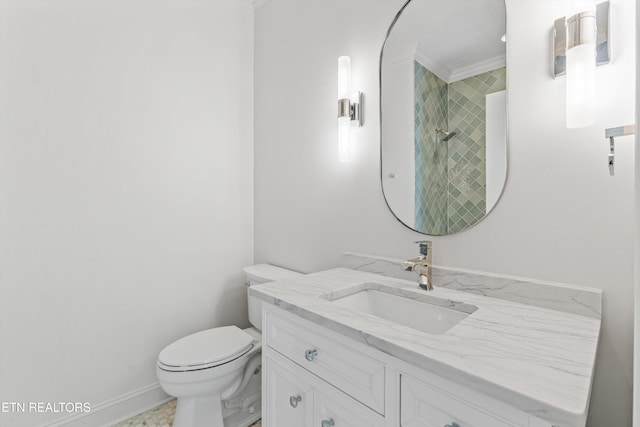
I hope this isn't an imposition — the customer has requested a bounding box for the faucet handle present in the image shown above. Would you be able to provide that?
[414,240,432,257]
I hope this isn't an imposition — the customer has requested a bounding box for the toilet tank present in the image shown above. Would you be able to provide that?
[243,264,303,331]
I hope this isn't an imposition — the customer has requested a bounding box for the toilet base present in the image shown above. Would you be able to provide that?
[171,392,261,427]
[223,400,262,427]
[173,394,223,427]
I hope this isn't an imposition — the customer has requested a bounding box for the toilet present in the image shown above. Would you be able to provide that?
[157,264,303,427]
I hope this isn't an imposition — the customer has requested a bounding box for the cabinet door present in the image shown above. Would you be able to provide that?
[401,375,522,427]
[314,390,386,427]
[263,355,314,427]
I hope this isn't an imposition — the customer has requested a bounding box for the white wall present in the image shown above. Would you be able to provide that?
[485,90,507,212]
[254,0,635,425]
[0,0,254,425]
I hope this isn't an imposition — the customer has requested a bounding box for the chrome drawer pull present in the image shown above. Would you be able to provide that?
[289,395,302,408]
[305,349,318,361]
[321,418,335,427]
[444,423,460,427]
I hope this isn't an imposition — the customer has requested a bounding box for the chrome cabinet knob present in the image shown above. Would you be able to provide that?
[444,423,460,427]
[305,349,318,361]
[321,418,335,427]
[289,395,302,408]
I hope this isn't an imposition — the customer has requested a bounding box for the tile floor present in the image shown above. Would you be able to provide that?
[113,399,262,427]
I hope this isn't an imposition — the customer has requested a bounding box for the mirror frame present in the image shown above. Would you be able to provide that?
[379,0,510,236]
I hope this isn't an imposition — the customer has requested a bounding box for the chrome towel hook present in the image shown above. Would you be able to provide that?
[604,124,636,176]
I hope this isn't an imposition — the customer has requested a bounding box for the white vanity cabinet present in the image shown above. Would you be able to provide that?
[264,309,386,414]
[264,348,385,427]
[262,305,558,427]
[400,374,527,427]
[262,309,387,427]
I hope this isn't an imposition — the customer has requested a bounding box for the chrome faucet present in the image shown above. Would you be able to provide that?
[404,241,432,291]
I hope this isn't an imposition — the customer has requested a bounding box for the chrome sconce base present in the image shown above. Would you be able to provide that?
[552,1,610,79]
[338,91,363,127]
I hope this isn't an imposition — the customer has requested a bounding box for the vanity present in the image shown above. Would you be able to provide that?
[251,259,601,427]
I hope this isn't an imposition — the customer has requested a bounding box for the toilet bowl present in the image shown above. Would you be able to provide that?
[156,264,302,427]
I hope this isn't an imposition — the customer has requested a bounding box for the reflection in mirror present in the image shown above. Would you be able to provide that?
[381,0,507,235]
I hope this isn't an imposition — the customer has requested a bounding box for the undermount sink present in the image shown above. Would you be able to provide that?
[323,283,477,335]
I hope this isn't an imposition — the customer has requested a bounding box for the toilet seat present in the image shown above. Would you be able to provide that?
[158,326,255,372]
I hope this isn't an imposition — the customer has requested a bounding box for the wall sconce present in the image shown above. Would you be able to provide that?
[337,56,363,162]
[552,1,610,128]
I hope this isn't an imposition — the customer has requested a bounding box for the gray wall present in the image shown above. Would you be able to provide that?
[254,0,636,425]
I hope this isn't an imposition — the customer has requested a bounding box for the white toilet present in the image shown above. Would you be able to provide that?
[157,264,302,427]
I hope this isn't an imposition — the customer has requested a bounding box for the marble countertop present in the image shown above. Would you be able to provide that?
[250,267,601,426]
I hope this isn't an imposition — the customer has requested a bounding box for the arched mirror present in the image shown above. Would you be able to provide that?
[380,0,508,235]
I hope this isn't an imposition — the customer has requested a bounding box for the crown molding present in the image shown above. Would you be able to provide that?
[448,54,506,83]
[414,48,452,84]
[414,46,506,84]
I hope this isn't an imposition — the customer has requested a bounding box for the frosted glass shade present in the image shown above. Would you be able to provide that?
[338,56,352,162]
[338,116,350,162]
[566,43,596,128]
[338,56,351,99]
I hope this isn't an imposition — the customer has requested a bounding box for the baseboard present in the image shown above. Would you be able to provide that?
[39,383,172,427]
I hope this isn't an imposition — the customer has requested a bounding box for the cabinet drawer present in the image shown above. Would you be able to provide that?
[264,311,386,415]
[401,375,523,427]
[315,389,385,427]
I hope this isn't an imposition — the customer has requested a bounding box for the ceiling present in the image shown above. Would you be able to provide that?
[383,0,506,82]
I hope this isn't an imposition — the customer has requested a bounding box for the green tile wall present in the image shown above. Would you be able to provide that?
[414,63,506,234]
[414,62,448,235]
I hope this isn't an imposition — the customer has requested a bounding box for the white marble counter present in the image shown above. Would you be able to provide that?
[250,268,601,427]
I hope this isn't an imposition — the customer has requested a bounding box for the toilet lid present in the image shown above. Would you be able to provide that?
[158,326,255,371]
